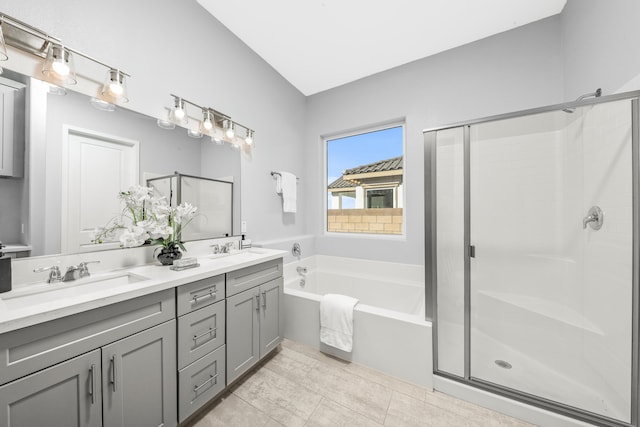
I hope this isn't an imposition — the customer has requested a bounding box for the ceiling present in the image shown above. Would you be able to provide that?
[197,0,567,96]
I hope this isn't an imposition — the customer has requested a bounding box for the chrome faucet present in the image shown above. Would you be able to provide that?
[221,242,235,253]
[62,260,100,281]
[63,265,82,282]
[33,265,62,283]
[296,266,307,276]
[583,206,603,230]
[210,244,221,254]
[78,261,100,278]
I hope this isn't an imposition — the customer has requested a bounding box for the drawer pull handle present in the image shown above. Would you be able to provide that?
[193,374,218,393]
[193,327,217,342]
[89,364,96,404]
[262,290,267,309]
[255,294,260,311]
[110,356,117,392]
[191,289,216,305]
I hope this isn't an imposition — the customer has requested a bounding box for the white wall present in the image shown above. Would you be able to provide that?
[305,16,565,265]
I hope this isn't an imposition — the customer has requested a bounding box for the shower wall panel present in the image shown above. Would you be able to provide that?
[468,101,633,422]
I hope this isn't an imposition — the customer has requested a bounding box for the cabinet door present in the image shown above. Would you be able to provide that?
[0,349,102,427]
[259,277,283,358]
[226,288,260,383]
[102,320,177,427]
[0,90,14,177]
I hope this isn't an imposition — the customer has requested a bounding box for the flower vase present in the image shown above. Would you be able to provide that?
[156,243,182,266]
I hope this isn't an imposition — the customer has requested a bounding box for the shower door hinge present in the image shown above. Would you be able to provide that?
[468,245,476,258]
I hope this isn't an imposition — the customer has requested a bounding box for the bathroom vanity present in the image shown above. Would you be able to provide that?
[0,249,284,427]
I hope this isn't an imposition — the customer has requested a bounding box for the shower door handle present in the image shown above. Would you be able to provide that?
[583,206,603,230]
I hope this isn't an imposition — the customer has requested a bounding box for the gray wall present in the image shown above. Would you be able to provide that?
[305,16,565,265]
[4,1,640,265]
[2,0,308,250]
[561,0,640,98]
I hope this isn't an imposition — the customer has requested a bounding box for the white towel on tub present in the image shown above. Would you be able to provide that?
[320,293,359,352]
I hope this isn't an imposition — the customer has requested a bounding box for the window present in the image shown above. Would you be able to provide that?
[326,125,404,235]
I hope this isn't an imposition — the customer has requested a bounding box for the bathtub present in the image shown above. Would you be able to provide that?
[283,255,433,389]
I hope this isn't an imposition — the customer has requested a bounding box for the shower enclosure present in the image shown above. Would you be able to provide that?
[424,92,639,426]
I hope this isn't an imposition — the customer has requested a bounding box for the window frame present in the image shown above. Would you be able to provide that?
[323,121,406,238]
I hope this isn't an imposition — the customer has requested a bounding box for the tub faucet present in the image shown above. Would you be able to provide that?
[296,266,307,276]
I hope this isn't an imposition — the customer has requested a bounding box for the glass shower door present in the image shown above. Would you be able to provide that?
[468,99,634,422]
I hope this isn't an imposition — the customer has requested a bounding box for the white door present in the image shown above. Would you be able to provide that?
[61,126,139,253]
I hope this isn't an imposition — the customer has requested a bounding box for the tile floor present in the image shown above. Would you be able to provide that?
[187,339,535,427]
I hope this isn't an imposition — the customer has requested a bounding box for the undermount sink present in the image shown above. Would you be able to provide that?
[202,248,268,262]
[0,272,149,310]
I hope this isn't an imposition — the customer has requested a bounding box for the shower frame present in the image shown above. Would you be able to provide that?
[423,90,640,427]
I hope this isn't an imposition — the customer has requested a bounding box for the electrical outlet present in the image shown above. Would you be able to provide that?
[241,221,247,233]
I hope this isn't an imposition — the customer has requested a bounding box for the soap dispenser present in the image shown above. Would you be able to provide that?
[0,241,11,293]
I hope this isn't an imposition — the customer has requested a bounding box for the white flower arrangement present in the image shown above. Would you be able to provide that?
[92,185,198,250]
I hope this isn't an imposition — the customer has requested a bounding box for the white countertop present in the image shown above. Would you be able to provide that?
[0,248,286,334]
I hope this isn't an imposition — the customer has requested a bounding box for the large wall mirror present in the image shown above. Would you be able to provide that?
[0,68,241,258]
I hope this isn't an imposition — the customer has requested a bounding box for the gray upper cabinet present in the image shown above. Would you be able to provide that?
[102,320,177,427]
[0,85,25,177]
[0,349,102,427]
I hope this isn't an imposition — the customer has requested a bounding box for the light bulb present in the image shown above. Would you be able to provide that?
[225,122,235,139]
[174,107,185,120]
[202,110,213,130]
[108,81,124,96]
[245,130,253,146]
[52,60,70,77]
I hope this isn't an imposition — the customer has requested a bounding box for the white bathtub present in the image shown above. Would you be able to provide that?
[283,255,433,388]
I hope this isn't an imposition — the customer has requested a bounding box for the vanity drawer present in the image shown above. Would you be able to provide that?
[178,344,226,423]
[226,259,282,297]
[177,300,225,369]
[0,289,175,386]
[176,274,225,316]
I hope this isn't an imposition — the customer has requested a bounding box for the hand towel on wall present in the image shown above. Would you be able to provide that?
[320,293,359,352]
[277,171,297,213]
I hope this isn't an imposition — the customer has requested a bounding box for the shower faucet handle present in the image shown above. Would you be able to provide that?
[583,206,603,230]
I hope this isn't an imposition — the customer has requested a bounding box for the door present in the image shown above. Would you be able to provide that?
[226,287,260,383]
[0,349,102,427]
[102,320,177,427]
[61,126,139,253]
[468,100,634,422]
[259,277,283,357]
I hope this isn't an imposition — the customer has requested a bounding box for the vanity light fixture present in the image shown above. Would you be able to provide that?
[102,68,129,103]
[202,109,214,130]
[90,97,117,112]
[245,129,254,146]
[0,13,130,102]
[42,43,77,84]
[161,93,255,150]
[187,128,203,139]
[171,96,187,123]
[0,20,8,61]
[224,120,235,139]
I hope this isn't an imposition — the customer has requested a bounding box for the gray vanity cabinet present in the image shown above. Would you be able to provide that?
[0,290,177,427]
[0,349,102,427]
[176,274,226,423]
[102,320,177,427]
[226,259,283,384]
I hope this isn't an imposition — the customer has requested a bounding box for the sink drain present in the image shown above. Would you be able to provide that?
[495,360,512,369]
